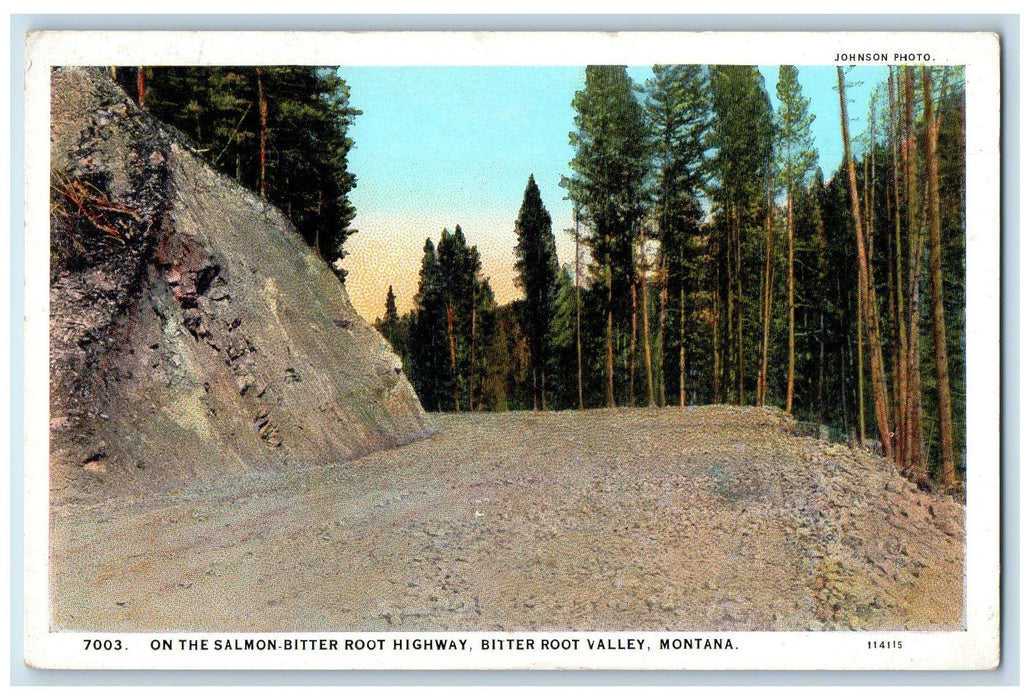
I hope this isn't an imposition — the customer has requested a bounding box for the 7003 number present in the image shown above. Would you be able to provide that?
[84,639,124,651]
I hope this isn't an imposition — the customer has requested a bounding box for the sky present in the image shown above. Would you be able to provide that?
[339,65,888,322]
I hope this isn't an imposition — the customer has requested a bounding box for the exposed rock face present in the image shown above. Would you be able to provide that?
[49,68,430,499]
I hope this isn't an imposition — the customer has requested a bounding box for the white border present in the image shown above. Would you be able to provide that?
[22,30,1000,671]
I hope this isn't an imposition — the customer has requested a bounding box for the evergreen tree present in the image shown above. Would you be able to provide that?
[645,64,711,407]
[411,238,450,411]
[708,65,776,404]
[562,65,650,407]
[775,65,818,414]
[514,174,560,410]
[376,285,402,353]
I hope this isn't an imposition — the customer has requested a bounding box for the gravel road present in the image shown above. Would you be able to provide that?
[50,406,964,632]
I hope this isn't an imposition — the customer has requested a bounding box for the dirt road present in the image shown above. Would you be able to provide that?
[50,406,964,632]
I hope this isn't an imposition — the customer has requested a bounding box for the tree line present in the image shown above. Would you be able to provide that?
[112,65,360,266]
[378,64,965,489]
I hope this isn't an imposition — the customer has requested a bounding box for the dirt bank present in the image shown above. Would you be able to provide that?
[50,406,964,632]
[49,68,429,502]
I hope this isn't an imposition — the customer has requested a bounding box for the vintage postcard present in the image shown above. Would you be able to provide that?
[22,30,1000,671]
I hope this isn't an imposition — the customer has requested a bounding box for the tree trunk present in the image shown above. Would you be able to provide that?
[711,235,720,403]
[541,369,548,412]
[857,270,866,448]
[446,304,460,412]
[923,67,958,487]
[137,67,146,110]
[605,282,615,408]
[759,192,774,407]
[735,212,744,406]
[469,284,477,412]
[629,280,638,406]
[681,275,688,408]
[903,66,925,479]
[786,190,796,414]
[889,66,910,468]
[658,268,668,408]
[257,67,268,199]
[640,226,655,407]
[838,66,894,459]
[575,210,584,409]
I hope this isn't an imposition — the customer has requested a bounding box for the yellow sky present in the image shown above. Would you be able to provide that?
[344,211,578,324]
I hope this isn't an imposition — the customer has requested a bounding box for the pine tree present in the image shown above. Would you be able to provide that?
[709,65,776,404]
[837,66,893,459]
[376,285,400,349]
[411,238,450,411]
[645,64,711,408]
[514,174,560,411]
[775,66,818,414]
[563,65,649,407]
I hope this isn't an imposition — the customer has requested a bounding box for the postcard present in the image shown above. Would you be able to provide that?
[22,29,1000,671]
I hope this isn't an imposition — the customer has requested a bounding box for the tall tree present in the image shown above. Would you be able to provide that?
[514,174,560,411]
[645,64,711,408]
[923,67,958,487]
[837,66,893,458]
[377,285,400,346]
[563,65,650,407]
[411,238,450,412]
[709,65,775,404]
[775,65,818,414]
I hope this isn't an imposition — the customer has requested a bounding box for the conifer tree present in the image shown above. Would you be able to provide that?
[411,238,450,411]
[709,65,775,404]
[514,174,560,410]
[645,64,711,407]
[775,65,818,414]
[563,65,649,407]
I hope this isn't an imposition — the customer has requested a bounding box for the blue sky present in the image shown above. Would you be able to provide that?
[339,65,887,321]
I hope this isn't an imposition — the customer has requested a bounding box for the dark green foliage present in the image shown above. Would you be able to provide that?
[514,174,560,409]
[562,65,650,406]
[645,64,712,406]
[775,66,818,192]
[407,228,498,412]
[375,285,404,356]
[707,66,776,404]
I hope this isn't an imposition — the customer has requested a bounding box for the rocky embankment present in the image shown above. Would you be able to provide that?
[49,68,430,500]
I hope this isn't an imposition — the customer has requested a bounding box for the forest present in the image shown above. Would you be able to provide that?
[116,64,966,489]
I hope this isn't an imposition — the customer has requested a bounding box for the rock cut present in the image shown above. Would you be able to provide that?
[49,68,429,499]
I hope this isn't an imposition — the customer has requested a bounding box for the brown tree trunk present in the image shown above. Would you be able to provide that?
[629,281,638,406]
[711,231,720,403]
[605,284,615,408]
[469,284,477,412]
[759,194,774,407]
[575,210,584,409]
[446,304,460,412]
[857,271,866,448]
[657,257,668,408]
[681,277,688,408]
[923,67,957,486]
[904,67,925,479]
[838,66,893,459]
[640,226,655,407]
[889,67,910,468]
[734,210,744,405]
[257,67,268,199]
[786,190,796,414]
[137,67,146,110]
